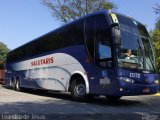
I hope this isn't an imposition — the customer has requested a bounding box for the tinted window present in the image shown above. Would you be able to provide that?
[98,33,111,59]
[29,20,84,57]
[85,16,95,59]
[85,14,110,60]
[7,46,27,63]
[7,19,84,63]
[95,15,109,34]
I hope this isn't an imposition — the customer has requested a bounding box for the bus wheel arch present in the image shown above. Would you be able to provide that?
[69,73,89,101]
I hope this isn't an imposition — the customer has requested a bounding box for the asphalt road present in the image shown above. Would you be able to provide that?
[0,85,160,120]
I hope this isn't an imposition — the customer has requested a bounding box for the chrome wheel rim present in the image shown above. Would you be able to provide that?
[75,84,86,96]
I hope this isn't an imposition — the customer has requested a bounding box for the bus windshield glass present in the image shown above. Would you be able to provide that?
[116,14,155,72]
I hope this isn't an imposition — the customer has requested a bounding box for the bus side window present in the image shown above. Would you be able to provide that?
[85,16,96,61]
[85,14,112,68]
[95,14,113,68]
[95,15,111,59]
[97,34,111,59]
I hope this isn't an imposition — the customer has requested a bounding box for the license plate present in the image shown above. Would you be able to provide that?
[143,88,150,93]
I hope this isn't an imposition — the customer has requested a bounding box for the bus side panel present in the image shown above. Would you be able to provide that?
[5,65,40,89]
[5,45,88,91]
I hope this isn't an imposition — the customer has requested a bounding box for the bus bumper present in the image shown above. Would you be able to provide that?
[115,82,159,96]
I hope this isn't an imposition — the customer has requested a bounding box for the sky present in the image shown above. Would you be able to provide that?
[0,0,159,50]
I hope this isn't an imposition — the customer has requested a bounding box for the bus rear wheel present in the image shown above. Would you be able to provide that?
[10,80,15,89]
[70,79,87,101]
[106,95,122,101]
[15,80,21,92]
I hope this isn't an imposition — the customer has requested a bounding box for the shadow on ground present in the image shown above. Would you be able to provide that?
[1,85,148,107]
[17,87,142,106]
[1,86,160,120]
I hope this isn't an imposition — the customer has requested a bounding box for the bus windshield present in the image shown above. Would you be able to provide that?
[116,14,155,72]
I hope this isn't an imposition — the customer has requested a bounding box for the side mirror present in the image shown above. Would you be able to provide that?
[109,23,121,44]
[114,28,121,44]
[109,23,119,28]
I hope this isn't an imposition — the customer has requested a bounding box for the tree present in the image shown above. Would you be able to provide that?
[42,0,117,23]
[154,4,160,15]
[0,42,10,69]
[150,29,160,74]
[153,4,160,29]
[150,6,160,73]
[155,18,160,30]
[152,4,160,75]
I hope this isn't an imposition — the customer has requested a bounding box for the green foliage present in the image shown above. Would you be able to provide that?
[152,3,160,76]
[150,30,160,74]
[42,0,117,23]
[0,42,10,69]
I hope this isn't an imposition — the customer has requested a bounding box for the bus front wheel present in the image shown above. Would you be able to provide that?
[70,79,87,101]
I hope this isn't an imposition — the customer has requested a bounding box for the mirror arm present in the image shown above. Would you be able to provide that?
[109,23,120,29]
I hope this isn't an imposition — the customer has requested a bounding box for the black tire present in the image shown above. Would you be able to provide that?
[70,79,87,101]
[106,95,122,101]
[15,80,21,92]
[9,79,15,89]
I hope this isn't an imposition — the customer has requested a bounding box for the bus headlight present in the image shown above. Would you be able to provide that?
[118,77,135,84]
[154,80,159,85]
